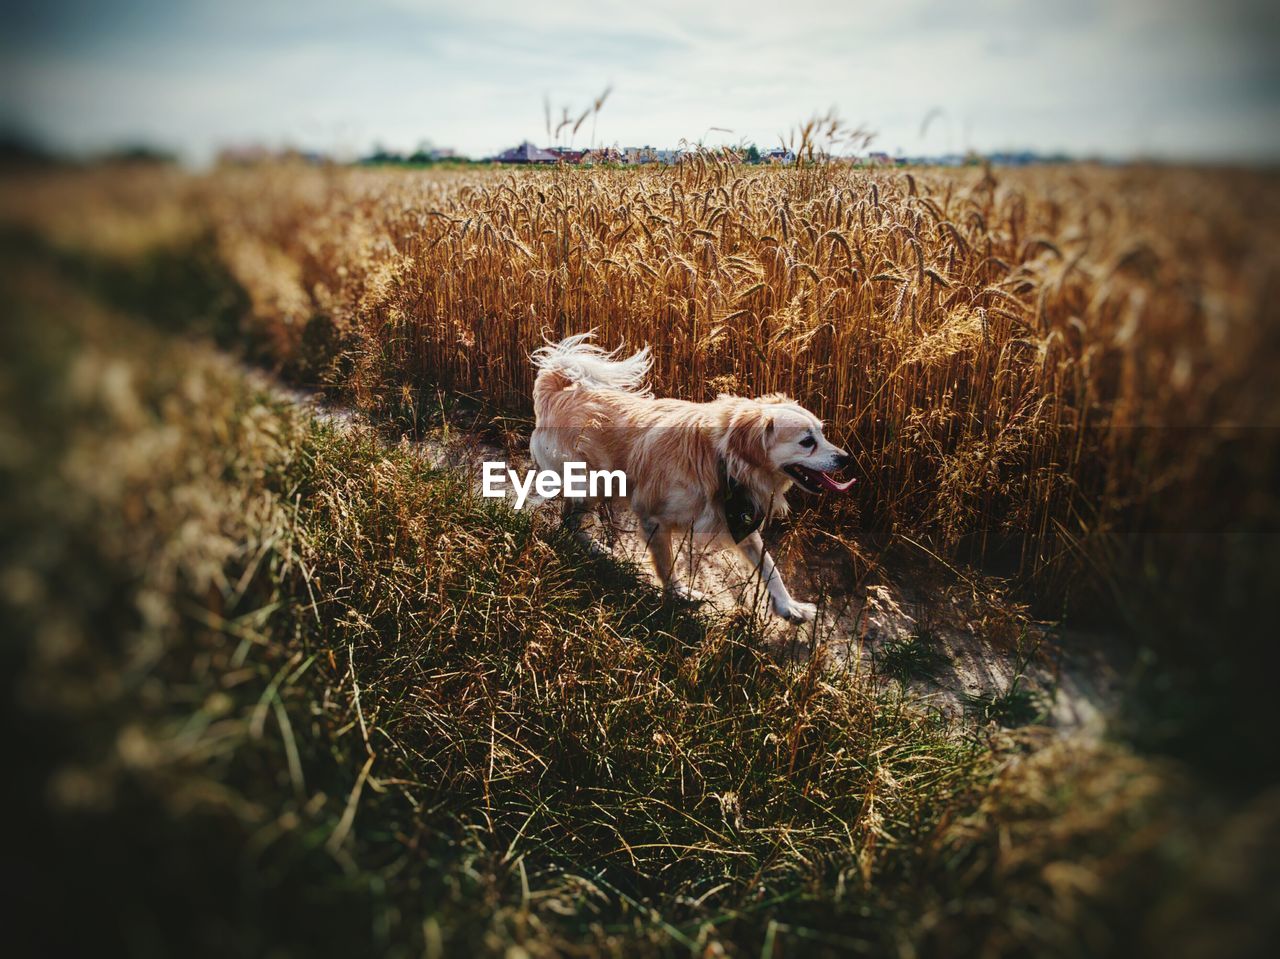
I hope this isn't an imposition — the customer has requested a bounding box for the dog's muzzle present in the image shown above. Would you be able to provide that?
[783,462,856,494]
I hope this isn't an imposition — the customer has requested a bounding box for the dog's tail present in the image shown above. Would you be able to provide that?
[531,332,652,409]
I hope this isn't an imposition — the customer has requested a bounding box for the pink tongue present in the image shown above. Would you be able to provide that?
[816,471,856,493]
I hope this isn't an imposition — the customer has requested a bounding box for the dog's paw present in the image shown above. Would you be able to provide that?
[667,583,710,604]
[774,600,817,624]
[569,532,610,558]
[582,539,611,559]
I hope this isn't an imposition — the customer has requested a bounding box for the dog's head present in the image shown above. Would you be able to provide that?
[721,395,855,497]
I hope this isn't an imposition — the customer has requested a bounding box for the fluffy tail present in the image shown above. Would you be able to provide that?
[531,332,652,409]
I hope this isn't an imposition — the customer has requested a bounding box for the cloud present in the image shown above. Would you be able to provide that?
[2,0,1277,162]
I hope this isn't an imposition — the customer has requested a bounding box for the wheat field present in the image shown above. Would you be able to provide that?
[4,155,1279,957]
[186,156,1278,616]
[3,157,1275,615]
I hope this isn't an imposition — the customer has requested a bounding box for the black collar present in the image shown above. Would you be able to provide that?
[719,460,765,543]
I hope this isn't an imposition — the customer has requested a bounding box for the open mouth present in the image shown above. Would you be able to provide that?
[784,463,856,494]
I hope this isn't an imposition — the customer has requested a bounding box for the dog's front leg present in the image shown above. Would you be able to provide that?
[737,531,816,623]
[641,519,706,603]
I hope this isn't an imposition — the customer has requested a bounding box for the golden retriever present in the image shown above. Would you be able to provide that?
[530,334,854,622]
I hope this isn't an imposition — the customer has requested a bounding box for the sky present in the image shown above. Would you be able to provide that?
[3,0,1279,164]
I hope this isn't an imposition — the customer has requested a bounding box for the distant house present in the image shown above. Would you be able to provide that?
[582,147,623,165]
[763,148,795,165]
[547,147,586,164]
[408,146,459,163]
[493,141,559,164]
[621,146,659,164]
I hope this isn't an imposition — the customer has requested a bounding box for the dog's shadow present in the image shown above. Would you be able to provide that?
[535,502,866,663]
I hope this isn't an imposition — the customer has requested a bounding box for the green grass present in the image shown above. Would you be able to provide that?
[3,221,1276,958]
[965,682,1051,728]
[877,631,951,684]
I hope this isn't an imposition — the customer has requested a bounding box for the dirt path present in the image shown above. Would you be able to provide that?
[262,374,1127,735]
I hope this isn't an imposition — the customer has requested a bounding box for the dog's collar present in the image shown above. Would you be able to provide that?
[719,460,764,543]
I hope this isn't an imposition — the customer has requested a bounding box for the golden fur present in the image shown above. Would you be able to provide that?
[530,335,850,622]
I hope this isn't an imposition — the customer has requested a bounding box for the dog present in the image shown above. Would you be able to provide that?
[530,334,854,623]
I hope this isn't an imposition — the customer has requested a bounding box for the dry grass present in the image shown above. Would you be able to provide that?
[7,245,1275,959]
[5,174,1274,957]
[4,160,1276,626]
[191,158,1280,626]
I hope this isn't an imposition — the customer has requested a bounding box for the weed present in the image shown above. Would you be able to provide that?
[878,630,951,683]
[966,678,1052,728]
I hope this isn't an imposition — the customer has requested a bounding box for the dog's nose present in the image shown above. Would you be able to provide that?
[835,451,851,470]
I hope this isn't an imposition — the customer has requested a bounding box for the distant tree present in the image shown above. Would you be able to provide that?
[0,130,62,169]
[745,144,761,164]
[101,144,177,166]
[362,144,405,165]
[408,140,438,164]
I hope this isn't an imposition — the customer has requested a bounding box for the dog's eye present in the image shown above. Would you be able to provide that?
[799,436,816,449]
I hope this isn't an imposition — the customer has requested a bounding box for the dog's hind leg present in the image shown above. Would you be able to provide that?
[736,531,816,623]
[563,498,609,558]
[641,519,708,603]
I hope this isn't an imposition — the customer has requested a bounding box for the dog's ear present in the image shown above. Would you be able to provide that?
[724,408,773,470]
